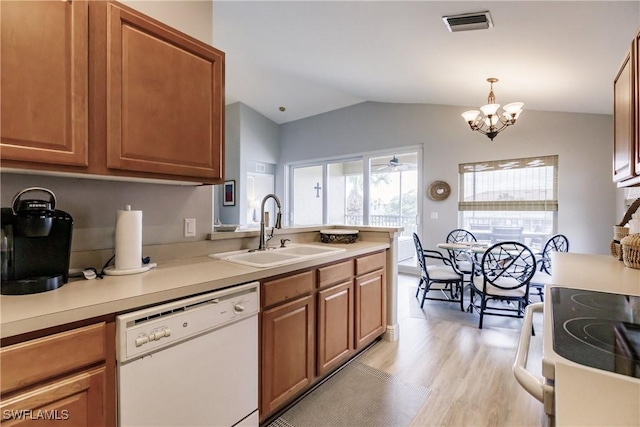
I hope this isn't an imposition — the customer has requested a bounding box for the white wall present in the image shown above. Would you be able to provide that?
[217,103,242,224]
[0,174,213,251]
[120,1,213,44]
[280,102,618,255]
[217,102,280,226]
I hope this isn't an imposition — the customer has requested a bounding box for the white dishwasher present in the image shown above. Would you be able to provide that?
[116,282,259,427]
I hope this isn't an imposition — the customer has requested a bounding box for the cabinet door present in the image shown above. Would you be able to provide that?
[613,43,635,183]
[105,3,224,181]
[317,280,353,376]
[0,0,89,167]
[261,295,315,416]
[354,269,386,349]
[635,31,640,176]
[0,366,106,427]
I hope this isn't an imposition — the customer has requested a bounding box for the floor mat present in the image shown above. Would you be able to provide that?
[268,362,431,427]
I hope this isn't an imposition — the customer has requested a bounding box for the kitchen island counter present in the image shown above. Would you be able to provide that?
[548,252,640,426]
[1,241,390,339]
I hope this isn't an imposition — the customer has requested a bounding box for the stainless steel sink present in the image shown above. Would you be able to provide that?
[209,244,346,268]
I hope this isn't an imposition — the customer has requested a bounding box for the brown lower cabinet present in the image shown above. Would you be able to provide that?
[317,279,354,376]
[355,269,386,349]
[0,320,116,427]
[260,251,386,421]
[261,294,315,416]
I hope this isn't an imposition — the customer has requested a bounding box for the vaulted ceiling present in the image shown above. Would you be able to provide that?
[212,1,639,124]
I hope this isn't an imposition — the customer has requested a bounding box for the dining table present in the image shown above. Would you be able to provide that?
[436,241,490,254]
[436,242,489,312]
[464,229,550,250]
[437,241,540,313]
[437,241,541,267]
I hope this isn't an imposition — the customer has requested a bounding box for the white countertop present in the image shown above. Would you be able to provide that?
[551,252,640,297]
[548,252,640,426]
[0,241,389,339]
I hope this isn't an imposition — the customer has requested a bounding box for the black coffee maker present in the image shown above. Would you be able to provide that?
[1,187,73,295]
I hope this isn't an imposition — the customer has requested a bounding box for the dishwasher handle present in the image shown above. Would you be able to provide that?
[512,302,554,411]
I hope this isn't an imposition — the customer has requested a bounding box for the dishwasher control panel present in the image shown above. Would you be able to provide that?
[116,282,259,363]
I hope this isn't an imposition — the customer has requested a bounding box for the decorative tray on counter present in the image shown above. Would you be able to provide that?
[320,229,359,244]
[213,224,239,232]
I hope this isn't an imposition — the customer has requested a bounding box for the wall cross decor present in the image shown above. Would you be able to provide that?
[314,182,322,198]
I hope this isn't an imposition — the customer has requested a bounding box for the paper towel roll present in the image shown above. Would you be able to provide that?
[115,206,142,271]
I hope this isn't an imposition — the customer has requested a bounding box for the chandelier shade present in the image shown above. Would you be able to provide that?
[462,78,523,141]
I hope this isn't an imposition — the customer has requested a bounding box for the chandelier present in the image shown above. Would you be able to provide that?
[461,78,524,141]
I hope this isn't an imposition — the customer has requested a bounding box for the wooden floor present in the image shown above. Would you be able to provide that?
[356,273,546,427]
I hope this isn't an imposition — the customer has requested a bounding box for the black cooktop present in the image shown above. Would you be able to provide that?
[551,287,640,378]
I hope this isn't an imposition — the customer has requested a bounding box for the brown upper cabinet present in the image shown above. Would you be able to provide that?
[0,0,225,185]
[613,29,640,187]
[0,0,89,167]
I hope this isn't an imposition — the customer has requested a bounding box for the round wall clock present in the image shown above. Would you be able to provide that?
[427,180,451,201]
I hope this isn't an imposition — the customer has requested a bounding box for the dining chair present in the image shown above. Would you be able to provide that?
[490,226,524,244]
[530,234,570,301]
[413,233,465,311]
[446,229,477,244]
[445,229,477,283]
[469,241,536,329]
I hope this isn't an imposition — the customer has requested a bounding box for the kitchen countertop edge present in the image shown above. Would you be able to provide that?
[1,241,389,339]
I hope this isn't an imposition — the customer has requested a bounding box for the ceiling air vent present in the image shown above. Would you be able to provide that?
[442,11,493,32]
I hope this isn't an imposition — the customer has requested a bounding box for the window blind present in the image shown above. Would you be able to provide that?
[458,155,558,212]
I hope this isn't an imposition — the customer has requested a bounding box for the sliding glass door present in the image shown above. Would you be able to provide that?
[369,153,419,270]
[289,149,421,271]
[328,160,364,226]
[292,165,323,226]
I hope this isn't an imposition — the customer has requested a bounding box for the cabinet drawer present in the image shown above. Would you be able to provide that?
[356,251,386,276]
[0,322,106,394]
[318,260,353,289]
[0,366,107,427]
[263,270,315,307]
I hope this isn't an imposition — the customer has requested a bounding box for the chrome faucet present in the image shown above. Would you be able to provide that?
[258,194,282,251]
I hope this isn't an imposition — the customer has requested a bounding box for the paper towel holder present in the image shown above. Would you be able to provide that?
[103,263,156,276]
[105,204,153,275]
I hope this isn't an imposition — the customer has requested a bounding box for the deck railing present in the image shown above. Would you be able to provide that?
[344,214,417,236]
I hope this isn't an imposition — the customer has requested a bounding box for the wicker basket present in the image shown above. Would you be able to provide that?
[319,229,358,244]
[611,198,640,260]
[610,240,623,260]
[621,234,640,269]
[614,225,630,240]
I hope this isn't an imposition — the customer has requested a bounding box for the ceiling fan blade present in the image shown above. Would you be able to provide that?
[373,155,418,172]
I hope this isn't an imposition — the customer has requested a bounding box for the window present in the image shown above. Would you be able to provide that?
[290,152,418,234]
[458,155,558,250]
[289,149,422,272]
[369,154,418,237]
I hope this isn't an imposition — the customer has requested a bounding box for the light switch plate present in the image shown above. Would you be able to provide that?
[184,218,196,237]
[430,212,439,220]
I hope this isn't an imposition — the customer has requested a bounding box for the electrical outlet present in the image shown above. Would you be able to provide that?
[184,218,196,237]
